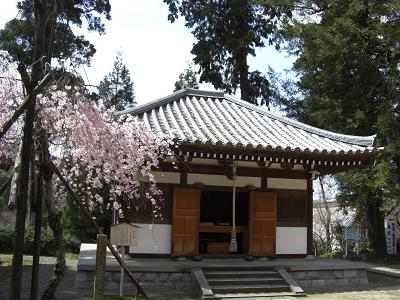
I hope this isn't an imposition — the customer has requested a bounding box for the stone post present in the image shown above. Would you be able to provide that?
[93,234,107,300]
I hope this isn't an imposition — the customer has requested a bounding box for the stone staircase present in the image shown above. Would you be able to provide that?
[192,266,305,299]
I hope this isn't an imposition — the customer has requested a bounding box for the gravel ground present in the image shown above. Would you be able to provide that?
[304,272,400,300]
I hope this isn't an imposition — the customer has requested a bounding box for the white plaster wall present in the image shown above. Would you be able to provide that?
[237,161,259,168]
[267,178,307,190]
[276,227,307,254]
[151,171,180,184]
[191,158,219,165]
[129,223,171,254]
[188,173,261,188]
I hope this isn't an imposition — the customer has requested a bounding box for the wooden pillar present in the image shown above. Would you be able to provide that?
[180,168,187,185]
[93,234,108,300]
[306,177,313,255]
[261,173,268,191]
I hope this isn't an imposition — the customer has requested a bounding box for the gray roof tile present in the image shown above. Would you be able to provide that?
[117,89,381,155]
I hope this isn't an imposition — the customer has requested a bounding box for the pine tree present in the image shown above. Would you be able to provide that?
[281,0,400,257]
[97,53,136,111]
[164,0,293,106]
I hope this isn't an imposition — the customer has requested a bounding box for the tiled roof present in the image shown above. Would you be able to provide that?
[117,89,381,156]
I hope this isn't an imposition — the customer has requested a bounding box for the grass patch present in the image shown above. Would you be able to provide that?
[0,253,33,266]
[0,253,33,280]
[66,252,79,260]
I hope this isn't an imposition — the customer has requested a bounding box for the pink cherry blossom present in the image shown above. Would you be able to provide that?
[1,51,173,217]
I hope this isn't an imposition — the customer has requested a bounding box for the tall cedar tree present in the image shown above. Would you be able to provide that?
[97,53,136,111]
[164,0,293,106]
[174,61,199,91]
[282,0,400,256]
[0,1,111,298]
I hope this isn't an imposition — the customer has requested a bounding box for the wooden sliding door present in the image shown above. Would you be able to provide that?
[171,187,200,256]
[249,191,277,256]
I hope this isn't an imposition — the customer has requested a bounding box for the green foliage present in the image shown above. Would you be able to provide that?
[280,0,400,256]
[0,0,111,67]
[63,201,112,243]
[0,226,80,255]
[96,52,136,111]
[164,0,294,105]
[174,61,199,92]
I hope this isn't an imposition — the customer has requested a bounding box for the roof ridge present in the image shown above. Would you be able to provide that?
[223,94,376,147]
[115,88,225,116]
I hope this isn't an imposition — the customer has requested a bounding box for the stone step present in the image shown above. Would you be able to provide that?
[204,292,300,299]
[202,266,276,272]
[204,270,279,278]
[211,283,291,294]
[207,277,286,286]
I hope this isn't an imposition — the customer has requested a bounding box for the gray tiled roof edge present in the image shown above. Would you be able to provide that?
[223,94,376,147]
[116,89,377,148]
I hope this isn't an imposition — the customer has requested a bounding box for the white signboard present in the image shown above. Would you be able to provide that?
[344,228,360,241]
[387,219,396,255]
[110,223,139,246]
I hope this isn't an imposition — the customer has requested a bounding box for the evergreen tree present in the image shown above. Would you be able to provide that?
[174,61,199,91]
[281,0,400,256]
[97,53,136,111]
[0,0,110,68]
[164,0,293,106]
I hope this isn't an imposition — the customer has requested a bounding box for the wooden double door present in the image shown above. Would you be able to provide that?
[171,187,277,256]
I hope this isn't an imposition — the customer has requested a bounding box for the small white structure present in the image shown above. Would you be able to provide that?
[110,223,140,246]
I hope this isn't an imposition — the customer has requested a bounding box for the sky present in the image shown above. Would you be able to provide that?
[0,1,295,106]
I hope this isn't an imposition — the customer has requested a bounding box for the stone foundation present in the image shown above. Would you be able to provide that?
[76,268,369,295]
[289,269,369,287]
[75,270,195,295]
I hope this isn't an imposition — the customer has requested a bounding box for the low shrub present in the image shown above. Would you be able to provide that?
[0,225,81,255]
[320,250,345,258]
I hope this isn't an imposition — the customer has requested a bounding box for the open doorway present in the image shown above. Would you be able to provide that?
[199,190,249,254]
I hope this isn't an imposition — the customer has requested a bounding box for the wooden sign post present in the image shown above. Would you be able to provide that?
[93,234,108,300]
[110,223,140,296]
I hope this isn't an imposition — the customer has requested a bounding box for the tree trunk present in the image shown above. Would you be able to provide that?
[10,93,38,300]
[40,133,65,300]
[27,145,36,226]
[318,177,332,252]
[0,171,12,197]
[366,198,387,257]
[8,140,23,209]
[238,49,250,103]
[30,150,43,300]
[228,0,251,104]
[10,0,49,298]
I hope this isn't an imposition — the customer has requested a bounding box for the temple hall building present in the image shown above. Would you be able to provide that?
[117,89,381,258]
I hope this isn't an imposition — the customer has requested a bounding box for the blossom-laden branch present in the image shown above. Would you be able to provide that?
[37,86,173,215]
[1,49,174,218]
